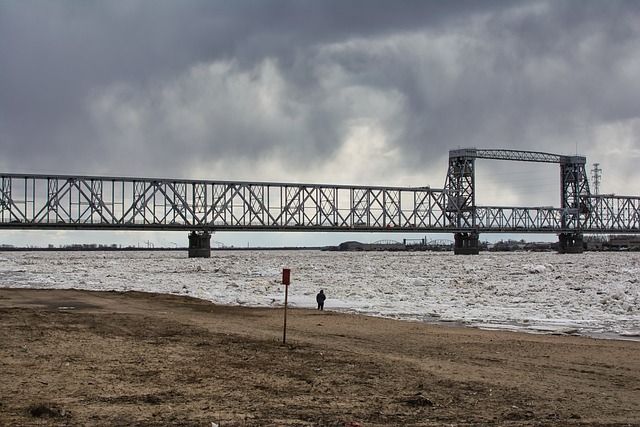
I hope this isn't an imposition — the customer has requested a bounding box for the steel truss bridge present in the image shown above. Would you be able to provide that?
[2,148,639,254]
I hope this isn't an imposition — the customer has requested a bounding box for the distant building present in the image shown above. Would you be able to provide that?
[335,239,453,252]
[338,241,366,251]
[608,235,640,250]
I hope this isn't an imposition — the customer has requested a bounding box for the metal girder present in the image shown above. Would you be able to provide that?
[581,195,640,231]
[561,161,592,228]
[445,154,476,228]
[475,207,563,231]
[449,148,585,164]
[1,154,639,235]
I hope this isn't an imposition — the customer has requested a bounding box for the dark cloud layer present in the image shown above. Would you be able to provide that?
[1,0,639,201]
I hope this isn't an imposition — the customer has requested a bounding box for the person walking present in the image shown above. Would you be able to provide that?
[316,290,326,310]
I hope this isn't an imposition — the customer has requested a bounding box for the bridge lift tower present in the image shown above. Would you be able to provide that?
[446,148,591,254]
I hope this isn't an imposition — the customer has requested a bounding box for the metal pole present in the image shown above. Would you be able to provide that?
[282,268,291,345]
[283,284,288,345]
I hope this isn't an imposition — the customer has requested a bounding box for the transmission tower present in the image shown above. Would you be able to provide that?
[591,163,602,195]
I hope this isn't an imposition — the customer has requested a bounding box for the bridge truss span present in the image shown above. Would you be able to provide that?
[475,206,563,232]
[2,173,637,234]
[580,194,640,231]
[0,174,452,232]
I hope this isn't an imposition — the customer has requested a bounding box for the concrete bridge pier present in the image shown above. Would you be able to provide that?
[188,231,211,258]
[454,232,480,255]
[558,232,584,254]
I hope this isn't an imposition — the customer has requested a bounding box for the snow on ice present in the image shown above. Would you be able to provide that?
[0,250,638,339]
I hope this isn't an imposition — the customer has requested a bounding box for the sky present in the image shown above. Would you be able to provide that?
[1,0,640,248]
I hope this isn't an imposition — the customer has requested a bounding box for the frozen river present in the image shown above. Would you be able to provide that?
[1,250,639,340]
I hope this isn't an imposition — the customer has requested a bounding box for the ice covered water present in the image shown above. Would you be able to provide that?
[1,250,638,339]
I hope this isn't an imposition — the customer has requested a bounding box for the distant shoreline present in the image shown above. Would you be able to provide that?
[0,246,326,252]
[2,245,636,253]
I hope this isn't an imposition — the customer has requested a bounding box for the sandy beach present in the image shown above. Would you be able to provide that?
[1,288,639,426]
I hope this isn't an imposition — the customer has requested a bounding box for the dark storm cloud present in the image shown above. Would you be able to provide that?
[0,0,508,170]
[1,0,639,200]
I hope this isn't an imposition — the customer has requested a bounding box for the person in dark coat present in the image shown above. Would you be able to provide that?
[316,290,326,310]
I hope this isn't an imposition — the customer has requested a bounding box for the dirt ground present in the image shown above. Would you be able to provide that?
[0,288,639,427]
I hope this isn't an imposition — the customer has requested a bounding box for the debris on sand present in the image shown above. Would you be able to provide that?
[28,403,68,419]
[401,393,434,407]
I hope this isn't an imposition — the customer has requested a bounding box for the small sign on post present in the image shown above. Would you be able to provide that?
[282,268,291,345]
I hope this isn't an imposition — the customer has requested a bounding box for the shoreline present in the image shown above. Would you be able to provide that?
[4,285,640,342]
[329,306,640,343]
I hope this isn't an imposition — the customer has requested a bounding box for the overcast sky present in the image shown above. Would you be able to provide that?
[1,0,640,247]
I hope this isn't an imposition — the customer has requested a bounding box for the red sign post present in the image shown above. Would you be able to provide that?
[282,268,291,344]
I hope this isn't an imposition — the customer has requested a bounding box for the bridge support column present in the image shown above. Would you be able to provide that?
[188,231,211,258]
[454,232,480,255]
[558,233,584,254]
